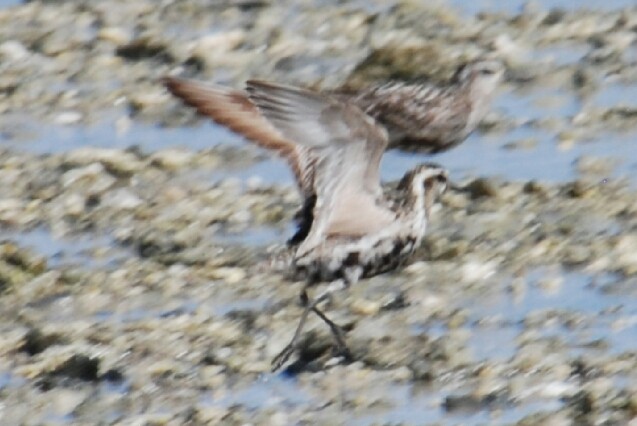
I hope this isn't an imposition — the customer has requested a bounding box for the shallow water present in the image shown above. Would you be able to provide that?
[202,374,314,411]
[466,268,637,359]
[205,267,637,425]
[2,1,637,424]
[0,0,20,9]
[591,81,637,110]
[449,0,637,15]
[3,88,637,187]
[1,227,128,269]
[532,43,589,67]
[2,53,637,187]
[0,117,237,155]
[350,383,562,426]
[2,79,637,260]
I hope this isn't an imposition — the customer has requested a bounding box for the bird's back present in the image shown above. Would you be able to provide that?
[347,82,473,152]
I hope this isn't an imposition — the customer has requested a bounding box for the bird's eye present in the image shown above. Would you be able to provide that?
[479,68,496,75]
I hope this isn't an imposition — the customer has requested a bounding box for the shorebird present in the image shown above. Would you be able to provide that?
[164,77,449,371]
[338,59,504,153]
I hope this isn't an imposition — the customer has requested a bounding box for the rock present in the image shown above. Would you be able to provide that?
[0,40,30,61]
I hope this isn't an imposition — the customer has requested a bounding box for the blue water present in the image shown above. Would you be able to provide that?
[449,0,636,15]
[0,227,129,269]
[2,84,636,186]
[0,0,20,8]
[465,269,637,360]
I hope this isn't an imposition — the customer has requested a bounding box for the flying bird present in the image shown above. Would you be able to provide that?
[164,77,449,370]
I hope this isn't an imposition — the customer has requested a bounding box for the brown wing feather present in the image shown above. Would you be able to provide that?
[349,83,472,151]
[247,79,387,198]
[246,80,394,249]
[163,77,314,194]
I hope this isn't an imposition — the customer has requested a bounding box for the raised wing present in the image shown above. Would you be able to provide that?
[163,77,315,195]
[246,80,394,253]
[247,80,388,198]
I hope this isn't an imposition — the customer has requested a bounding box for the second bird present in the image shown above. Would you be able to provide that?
[341,58,504,153]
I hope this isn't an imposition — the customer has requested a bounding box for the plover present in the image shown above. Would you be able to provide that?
[339,59,504,152]
[164,77,448,370]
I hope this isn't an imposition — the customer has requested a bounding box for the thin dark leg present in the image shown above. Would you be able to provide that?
[271,301,312,372]
[271,280,348,371]
[311,306,351,359]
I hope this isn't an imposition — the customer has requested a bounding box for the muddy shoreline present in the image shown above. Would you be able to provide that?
[1,0,637,424]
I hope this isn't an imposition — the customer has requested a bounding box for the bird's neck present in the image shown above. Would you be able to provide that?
[404,175,426,207]
[456,75,477,101]
[462,78,495,131]
[399,174,429,230]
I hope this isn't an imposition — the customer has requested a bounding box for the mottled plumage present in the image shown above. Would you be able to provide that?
[164,77,448,371]
[342,59,504,152]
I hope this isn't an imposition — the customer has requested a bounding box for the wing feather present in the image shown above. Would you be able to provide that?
[163,77,315,194]
[246,80,394,254]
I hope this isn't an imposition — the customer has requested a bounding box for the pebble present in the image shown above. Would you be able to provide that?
[54,111,83,125]
[209,267,247,284]
[50,388,90,416]
[350,298,381,316]
[150,149,195,170]
[98,27,133,46]
[101,188,143,210]
[65,148,145,175]
[0,40,30,61]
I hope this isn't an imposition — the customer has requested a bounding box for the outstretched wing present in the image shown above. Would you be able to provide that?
[347,82,471,151]
[163,77,315,195]
[246,80,394,253]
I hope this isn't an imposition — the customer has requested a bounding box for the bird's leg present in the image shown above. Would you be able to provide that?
[310,304,351,360]
[310,278,351,358]
[271,279,349,371]
[271,288,312,372]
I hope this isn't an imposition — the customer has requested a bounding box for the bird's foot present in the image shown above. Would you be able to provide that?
[271,341,297,372]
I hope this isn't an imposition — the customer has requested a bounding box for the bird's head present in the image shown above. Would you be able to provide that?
[455,59,505,97]
[399,163,448,218]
